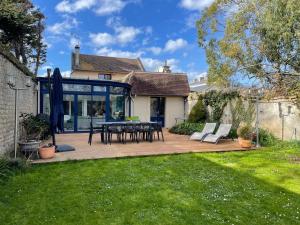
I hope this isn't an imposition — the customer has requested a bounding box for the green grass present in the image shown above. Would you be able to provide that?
[1,142,300,225]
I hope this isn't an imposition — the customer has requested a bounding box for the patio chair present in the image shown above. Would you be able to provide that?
[152,122,164,141]
[88,122,104,145]
[108,124,125,144]
[123,124,139,143]
[190,123,217,141]
[137,123,155,142]
[202,124,232,144]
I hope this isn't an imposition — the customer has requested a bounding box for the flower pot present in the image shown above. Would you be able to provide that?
[19,140,41,152]
[238,138,252,148]
[38,145,55,159]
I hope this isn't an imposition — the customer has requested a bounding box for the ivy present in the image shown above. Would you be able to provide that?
[203,90,239,122]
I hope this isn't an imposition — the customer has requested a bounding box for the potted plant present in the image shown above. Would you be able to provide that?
[39,143,55,159]
[19,113,51,158]
[237,124,253,148]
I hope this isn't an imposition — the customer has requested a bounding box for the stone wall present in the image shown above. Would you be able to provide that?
[0,51,38,155]
[188,93,300,141]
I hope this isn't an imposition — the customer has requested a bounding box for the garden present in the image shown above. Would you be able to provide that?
[170,90,277,147]
[0,141,300,224]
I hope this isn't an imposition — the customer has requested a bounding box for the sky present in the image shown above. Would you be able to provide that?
[32,0,215,80]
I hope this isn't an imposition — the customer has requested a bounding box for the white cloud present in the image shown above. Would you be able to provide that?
[141,58,181,72]
[56,0,96,13]
[89,33,114,47]
[188,71,207,82]
[95,47,144,58]
[95,0,126,15]
[56,0,134,15]
[147,47,162,55]
[180,0,214,11]
[141,58,162,71]
[164,38,188,53]
[89,18,141,47]
[115,26,141,44]
[69,36,81,48]
[47,15,78,34]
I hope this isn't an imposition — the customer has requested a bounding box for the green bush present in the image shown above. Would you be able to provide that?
[20,113,50,141]
[228,128,238,139]
[237,124,253,140]
[169,122,204,135]
[188,96,206,123]
[258,128,278,147]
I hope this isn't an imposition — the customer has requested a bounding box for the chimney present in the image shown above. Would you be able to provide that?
[162,60,171,73]
[74,45,80,68]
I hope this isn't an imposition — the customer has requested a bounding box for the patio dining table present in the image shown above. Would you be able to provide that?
[95,121,159,144]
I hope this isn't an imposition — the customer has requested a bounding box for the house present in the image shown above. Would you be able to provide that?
[38,46,189,132]
[71,45,145,80]
[124,71,190,128]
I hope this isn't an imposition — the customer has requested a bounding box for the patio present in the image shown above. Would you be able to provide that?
[34,129,251,163]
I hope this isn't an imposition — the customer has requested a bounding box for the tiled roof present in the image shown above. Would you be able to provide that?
[72,53,145,72]
[124,72,190,97]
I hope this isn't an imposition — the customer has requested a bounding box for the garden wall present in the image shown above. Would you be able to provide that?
[0,49,38,155]
[188,93,300,141]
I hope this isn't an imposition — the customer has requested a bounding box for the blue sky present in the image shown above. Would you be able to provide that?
[32,0,214,80]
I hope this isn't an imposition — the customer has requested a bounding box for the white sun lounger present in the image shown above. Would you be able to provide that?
[203,124,232,144]
[190,123,217,141]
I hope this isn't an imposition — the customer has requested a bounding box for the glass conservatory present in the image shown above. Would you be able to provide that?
[38,77,131,132]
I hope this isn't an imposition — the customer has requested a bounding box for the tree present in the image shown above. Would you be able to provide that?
[188,95,207,123]
[0,0,47,75]
[197,0,300,97]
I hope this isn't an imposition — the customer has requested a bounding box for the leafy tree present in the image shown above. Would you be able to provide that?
[188,95,207,123]
[0,0,47,75]
[197,0,300,98]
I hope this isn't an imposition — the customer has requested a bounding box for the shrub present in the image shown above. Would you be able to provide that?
[20,113,50,141]
[169,122,204,135]
[228,128,238,139]
[258,128,278,147]
[237,124,253,140]
[188,96,206,123]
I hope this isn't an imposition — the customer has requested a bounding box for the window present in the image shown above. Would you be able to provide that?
[98,74,111,80]
[110,86,125,94]
[93,86,106,92]
[110,95,125,121]
[62,84,91,92]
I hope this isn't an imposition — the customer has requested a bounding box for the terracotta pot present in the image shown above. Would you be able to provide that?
[38,146,55,159]
[238,138,252,148]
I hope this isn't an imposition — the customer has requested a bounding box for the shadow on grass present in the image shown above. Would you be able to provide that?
[0,154,300,225]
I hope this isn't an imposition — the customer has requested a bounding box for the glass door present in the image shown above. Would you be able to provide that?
[63,95,75,131]
[150,97,165,127]
[77,95,106,131]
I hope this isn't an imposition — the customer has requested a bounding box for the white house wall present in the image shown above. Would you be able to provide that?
[131,96,185,128]
[132,96,151,122]
[165,97,185,128]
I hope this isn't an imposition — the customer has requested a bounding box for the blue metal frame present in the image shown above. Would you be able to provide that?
[38,77,131,133]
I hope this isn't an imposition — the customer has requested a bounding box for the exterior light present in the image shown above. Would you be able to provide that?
[6,75,33,158]
[7,75,16,87]
[25,76,32,87]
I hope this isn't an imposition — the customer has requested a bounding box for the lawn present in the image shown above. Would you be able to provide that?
[1,142,300,225]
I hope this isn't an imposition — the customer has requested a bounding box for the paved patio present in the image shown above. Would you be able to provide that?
[34,130,252,163]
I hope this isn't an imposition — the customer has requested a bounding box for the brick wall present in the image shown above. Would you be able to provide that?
[0,52,38,155]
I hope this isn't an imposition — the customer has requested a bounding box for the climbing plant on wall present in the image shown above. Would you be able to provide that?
[203,90,239,122]
[230,97,255,129]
